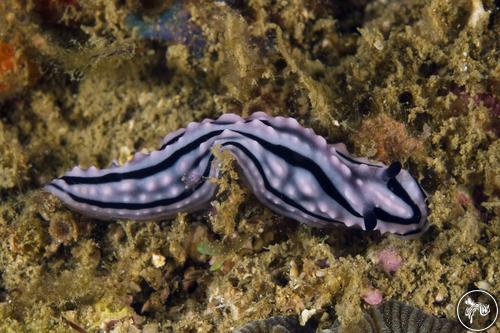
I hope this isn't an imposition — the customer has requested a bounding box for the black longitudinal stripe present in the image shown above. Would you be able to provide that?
[259,119,305,137]
[61,130,224,185]
[373,178,422,225]
[413,175,428,199]
[159,118,246,150]
[221,141,342,225]
[159,130,186,150]
[258,119,329,149]
[48,154,216,210]
[159,118,252,150]
[260,118,384,170]
[231,130,363,218]
[400,226,425,236]
[259,119,382,169]
[335,150,383,168]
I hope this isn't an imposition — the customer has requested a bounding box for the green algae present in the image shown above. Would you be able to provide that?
[0,0,498,332]
[0,123,28,190]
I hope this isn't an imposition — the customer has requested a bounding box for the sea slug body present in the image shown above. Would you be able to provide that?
[44,112,428,236]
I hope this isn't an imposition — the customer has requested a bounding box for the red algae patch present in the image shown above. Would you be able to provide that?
[353,114,424,163]
[0,42,17,96]
[0,41,39,101]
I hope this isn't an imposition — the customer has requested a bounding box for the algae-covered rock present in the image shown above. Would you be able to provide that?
[0,122,28,190]
[232,316,317,333]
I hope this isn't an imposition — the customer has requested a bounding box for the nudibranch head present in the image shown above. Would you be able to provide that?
[363,162,428,236]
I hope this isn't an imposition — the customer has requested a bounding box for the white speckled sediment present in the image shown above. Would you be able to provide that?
[44,112,428,236]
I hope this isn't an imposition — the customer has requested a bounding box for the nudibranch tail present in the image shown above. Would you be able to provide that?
[45,112,428,236]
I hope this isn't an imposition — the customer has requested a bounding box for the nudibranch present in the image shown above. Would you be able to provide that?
[44,112,428,236]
